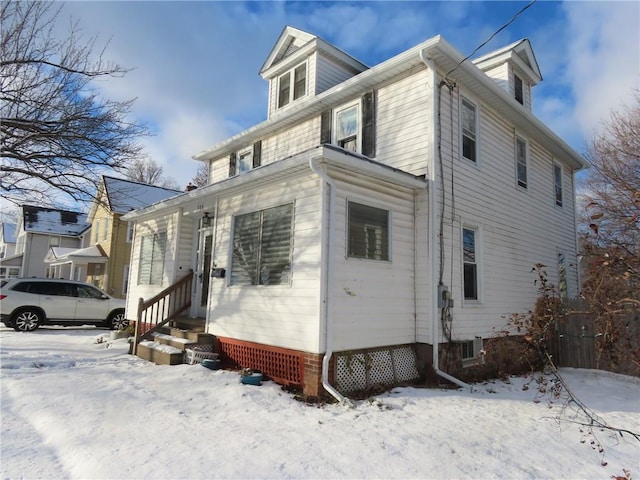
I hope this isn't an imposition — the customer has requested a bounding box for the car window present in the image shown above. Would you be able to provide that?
[12,281,32,292]
[40,282,74,296]
[76,284,104,299]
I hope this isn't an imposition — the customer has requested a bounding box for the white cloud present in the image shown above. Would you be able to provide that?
[562,1,640,138]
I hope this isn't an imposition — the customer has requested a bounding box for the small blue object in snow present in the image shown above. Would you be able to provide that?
[240,373,262,386]
[201,359,221,370]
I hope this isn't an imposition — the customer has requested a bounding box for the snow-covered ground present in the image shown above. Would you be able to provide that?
[1,325,638,480]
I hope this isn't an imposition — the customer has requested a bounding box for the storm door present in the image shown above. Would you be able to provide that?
[195,218,214,319]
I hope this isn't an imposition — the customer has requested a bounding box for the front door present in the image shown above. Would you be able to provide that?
[195,227,214,319]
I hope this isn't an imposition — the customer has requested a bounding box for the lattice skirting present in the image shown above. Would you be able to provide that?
[217,337,304,387]
[335,345,420,393]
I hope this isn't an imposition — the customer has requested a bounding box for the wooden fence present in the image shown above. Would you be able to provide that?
[549,298,639,376]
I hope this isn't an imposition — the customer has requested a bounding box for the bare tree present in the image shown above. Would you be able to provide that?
[0,1,147,206]
[191,162,209,187]
[579,90,640,375]
[124,157,179,190]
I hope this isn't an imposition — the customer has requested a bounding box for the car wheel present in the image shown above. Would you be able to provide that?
[107,310,128,330]
[12,309,42,332]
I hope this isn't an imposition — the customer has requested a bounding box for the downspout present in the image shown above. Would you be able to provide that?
[419,49,472,391]
[309,156,352,405]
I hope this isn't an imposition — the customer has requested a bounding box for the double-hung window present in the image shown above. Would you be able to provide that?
[462,227,478,301]
[461,98,477,162]
[554,163,563,207]
[230,203,293,286]
[347,201,389,261]
[277,62,307,109]
[335,103,359,152]
[514,74,524,105]
[138,231,167,285]
[516,136,528,189]
[237,149,253,174]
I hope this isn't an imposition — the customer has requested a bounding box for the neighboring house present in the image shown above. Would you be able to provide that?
[0,223,19,278]
[45,176,182,298]
[123,27,587,398]
[4,206,90,279]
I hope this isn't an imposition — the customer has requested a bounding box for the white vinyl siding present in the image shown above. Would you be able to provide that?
[315,52,361,94]
[434,88,578,341]
[206,172,323,352]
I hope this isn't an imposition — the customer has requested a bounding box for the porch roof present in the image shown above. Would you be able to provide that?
[123,145,427,221]
[45,245,108,266]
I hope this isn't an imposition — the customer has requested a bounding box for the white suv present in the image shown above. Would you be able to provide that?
[0,278,127,332]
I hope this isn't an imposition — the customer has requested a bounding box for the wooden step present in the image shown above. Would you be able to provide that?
[136,341,184,366]
[170,317,206,332]
[167,328,215,345]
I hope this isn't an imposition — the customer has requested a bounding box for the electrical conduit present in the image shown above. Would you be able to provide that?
[419,49,472,392]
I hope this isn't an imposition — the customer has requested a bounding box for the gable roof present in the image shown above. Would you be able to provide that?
[21,205,90,237]
[260,25,368,79]
[472,38,542,84]
[102,176,183,215]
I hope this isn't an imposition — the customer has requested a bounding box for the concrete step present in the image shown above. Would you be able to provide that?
[137,341,184,366]
[151,332,199,351]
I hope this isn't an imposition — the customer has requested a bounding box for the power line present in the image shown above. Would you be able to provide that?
[444,0,538,80]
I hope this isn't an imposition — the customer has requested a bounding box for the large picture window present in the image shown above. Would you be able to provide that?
[230,203,293,286]
[462,227,478,300]
[138,231,167,285]
[348,202,389,261]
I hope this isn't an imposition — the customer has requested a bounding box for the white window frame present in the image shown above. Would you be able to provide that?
[462,225,481,303]
[237,148,253,175]
[93,219,100,243]
[460,96,478,163]
[102,217,109,241]
[126,221,134,243]
[515,135,528,189]
[122,264,130,295]
[137,231,167,286]
[277,61,307,109]
[333,100,361,153]
[514,73,524,105]
[347,200,390,262]
[49,236,60,247]
[461,337,485,366]
[229,203,294,287]
[553,162,563,207]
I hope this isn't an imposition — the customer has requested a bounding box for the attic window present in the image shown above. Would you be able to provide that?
[277,62,307,109]
[514,74,524,105]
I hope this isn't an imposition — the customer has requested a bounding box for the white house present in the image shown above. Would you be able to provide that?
[0,223,18,278]
[123,27,587,398]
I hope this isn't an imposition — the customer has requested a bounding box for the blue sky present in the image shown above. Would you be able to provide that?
[55,0,639,190]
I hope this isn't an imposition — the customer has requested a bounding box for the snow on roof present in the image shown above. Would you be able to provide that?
[22,206,89,237]
[103,176,183,214]
[2,223,17,243]
[45,245,108,264]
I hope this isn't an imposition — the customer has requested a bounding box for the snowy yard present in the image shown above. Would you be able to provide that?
[1,326,638,480]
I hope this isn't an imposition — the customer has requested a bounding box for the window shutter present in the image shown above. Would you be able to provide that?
[362,90,376,157]
[252,140,262,168]
[320,109,332,145]
[229,151,237,177]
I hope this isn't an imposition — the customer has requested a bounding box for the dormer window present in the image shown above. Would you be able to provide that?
[514,74,524,105]
[277,62,307,109]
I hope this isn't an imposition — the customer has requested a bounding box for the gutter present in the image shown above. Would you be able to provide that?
[419,48,472,392]
[308,156,353,406]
